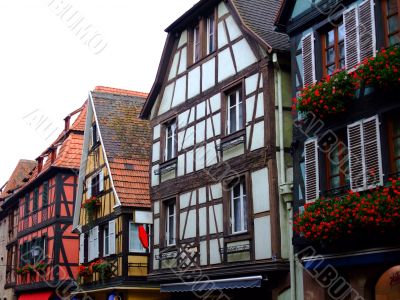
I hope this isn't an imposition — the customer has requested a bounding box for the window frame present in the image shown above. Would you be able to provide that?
[162,118,177,162]
[193,24,201,63]
[206,13,216,55]
[164,200,176,247]
[225,85,245,136]
[382,0,400,47]
[128,222,146,253]
[103,224,110,257]
[321,22,345,76]
[24,193,30,217]
[387,115,400,175]
[229,177,248,235]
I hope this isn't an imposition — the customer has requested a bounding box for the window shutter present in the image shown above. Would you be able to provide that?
[348,121,365,191]
[109,220,116,255]
[94,226,99,259]
[301,33,316,87]
[344,6,360,70]
[86,177,92,198]
[363,116,383,189]
[79,234,85,263]
[358,0,376,62]
[99,170,104,192]
[304,139,319,202]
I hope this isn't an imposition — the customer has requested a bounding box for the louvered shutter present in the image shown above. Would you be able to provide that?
[358,0,376,61]
[86,177,92,198]
[109,220,116,255]
[363,116,383,188]
[344,6,360,70]
[301,33,316,87]
[304,139,319,202]
[79,234,85,263]
[93,226,99,259]
[348,121,365,191]
[99,170,104,192]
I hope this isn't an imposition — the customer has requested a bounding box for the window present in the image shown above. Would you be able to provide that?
[103,224,109,256]
[165,201,176,246]
[226,88,244,135]
[193,25,201,63]
[382,0,400,46]
[32,188,39,212]
[324,134,349,191]
[230,178,248,234]
[31,238,46,263]
[164,120,177,161]
[24,194,30,216]
[87,170,104,198]
[20,242,30,266]
[91,123,100,146]
[322,23,345,75]
[207,14,216,54]
[129,222,146,253]
[388,116,400,174]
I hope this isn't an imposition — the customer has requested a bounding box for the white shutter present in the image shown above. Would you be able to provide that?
[348,115,382,191]
[88,230,93,261]
[301,33,316,87]
[86,177,92,198]
[109,220,116,255]
[93,226,99,259]
[304,139,319,202]
[79,234,85,263]
[344,6,360,70]
[348,121,365,191]
[358,0,376,61]
[363,116,383,189]
[99,170,104,192]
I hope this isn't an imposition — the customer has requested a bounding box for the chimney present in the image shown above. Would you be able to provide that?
[37,157,43,173]
[64,116,71,131]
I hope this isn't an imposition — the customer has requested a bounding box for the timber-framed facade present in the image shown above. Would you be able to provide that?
[141,0,294,299]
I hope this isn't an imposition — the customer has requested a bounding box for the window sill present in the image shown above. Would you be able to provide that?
[155,158,177,175]
[218,129,246,151]
[224,231,251,243]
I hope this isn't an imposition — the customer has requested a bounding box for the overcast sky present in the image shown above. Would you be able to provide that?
[0,0,198,186]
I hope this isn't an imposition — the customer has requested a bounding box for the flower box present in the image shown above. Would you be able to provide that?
[91,259,112,280]
[294,178,400,244]
[78,265,93,279]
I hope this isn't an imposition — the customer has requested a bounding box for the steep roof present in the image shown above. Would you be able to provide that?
[91,87,151,208]
[0,160,37,200]
[231,0,289,51]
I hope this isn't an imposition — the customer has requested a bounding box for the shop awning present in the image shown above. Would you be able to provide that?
[160,276,263,293]
[19,291,52,300]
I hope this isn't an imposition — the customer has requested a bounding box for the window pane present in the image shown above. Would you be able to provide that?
[388,0,398,15]
[338,23,345,41]
[326,47,335,64]
[129,223,144,252]
[388,15,399,34]
[389,33,400,46]
[326,30,335,46]
[233,183,240,198]
[327,65,336,75]
[230,106,237,133]
[233,197,242,232]
[104,227,109,255]
[238,95,243,130]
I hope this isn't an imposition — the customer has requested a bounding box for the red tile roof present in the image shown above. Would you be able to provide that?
[94,86,148,98]
[21,103,86,189]
[91,89,151,208]
[0,160,37,200]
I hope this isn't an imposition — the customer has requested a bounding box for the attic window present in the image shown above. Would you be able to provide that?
[189,11,216,65]
[124,163,134,170]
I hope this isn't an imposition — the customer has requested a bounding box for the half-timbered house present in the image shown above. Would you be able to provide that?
[72,87,165,300]
[11,104,86,300]
[277,0,400,299]
[0,159,37,300]
[140,0,294,299]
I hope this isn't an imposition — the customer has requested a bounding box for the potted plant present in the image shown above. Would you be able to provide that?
[35,261,48,274]
[91,259,112,280]
[78,265,93,280]
[21,264,35,275]
[81,196,101,222]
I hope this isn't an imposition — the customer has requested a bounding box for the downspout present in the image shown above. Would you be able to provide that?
[273,52,296,300]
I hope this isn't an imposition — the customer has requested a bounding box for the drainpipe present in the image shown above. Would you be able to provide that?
[273,52,297,300]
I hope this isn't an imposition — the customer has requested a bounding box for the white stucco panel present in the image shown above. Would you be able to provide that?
[188,66,201,99]
[218,48,236,82]
[153,124,160,140]
[209,93,221,113]
[195,146,205,171]
[218,21,228,48]
[206,142,218,167]
[180,209,197,239]
[178,30,188,47]
[168,51,180,80]
[172,75,187,107]
[178,47,187,75]
[199,207,207,237]
[218,1,229,18]
[209,204,223,234]
[254,216,272,260]
[202,58,216,91]
[251,167,270,213]
[232,39,257,72]
[200,240,207,265]
[177,154,185,177]
[196,120,206,145]
[245,73,259,96]
[210,183,222,200]
[198,187,207,204]
[186,150,194,174]
[210,238,223,264]
[251,121,265,151]
[226,15,242,41]
[159,82,174,115]
[153,218,160,246]
[151,165,159,187]
[152,142,160,162]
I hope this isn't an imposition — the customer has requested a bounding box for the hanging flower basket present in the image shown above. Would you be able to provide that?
[91,259,112,280]
[354,46,400,90]
[19,264,35,275]
[294,70,358,120]
[294,178,400,243]
[82,196,101,222]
